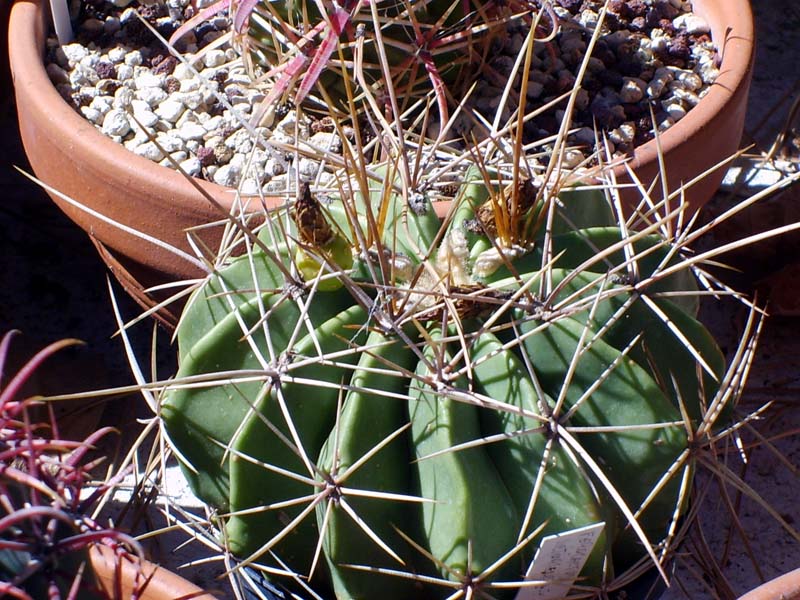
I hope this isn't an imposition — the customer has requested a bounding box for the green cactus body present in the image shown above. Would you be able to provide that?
[315,329,422,600]
[177,249,290,355]
[602,295,726,425]
[409,329,520,583]
[518,316,687,547]
[470,331,609,582]
[225,304,369,565]
[508,265,725,424]
[164,173,729,597]
[163,281,351,509]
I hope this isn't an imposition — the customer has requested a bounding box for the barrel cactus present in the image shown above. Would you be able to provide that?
[162,163,732,598]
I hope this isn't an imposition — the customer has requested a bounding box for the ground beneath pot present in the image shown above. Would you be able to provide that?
[1,0,799,597]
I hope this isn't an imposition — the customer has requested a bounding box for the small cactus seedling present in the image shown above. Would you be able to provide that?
[161,153,745,598]
[168,0,557,120]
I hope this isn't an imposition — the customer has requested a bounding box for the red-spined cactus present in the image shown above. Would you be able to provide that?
[0,332,141,600]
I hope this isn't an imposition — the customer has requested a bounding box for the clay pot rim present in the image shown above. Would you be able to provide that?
[8,0,242,213]
[89,544,218,600]
[616,0,755,174]
[9,0,754,210]
[738,567,800,600]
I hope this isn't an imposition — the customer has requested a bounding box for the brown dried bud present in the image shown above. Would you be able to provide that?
[293,185,335,247]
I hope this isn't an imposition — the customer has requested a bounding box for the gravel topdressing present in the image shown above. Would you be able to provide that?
[48,0,720,193]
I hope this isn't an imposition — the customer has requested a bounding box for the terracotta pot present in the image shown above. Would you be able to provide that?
[89,545,218,600]
[8,0,242,325]
[7,0,755,325]
[610,0,755,216]
[738,567,800,600]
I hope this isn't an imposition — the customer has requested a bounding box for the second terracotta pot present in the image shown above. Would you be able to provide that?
[89,545,218,600]
[738,567,800,600]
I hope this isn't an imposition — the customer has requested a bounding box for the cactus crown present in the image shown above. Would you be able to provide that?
[161,135,753,598]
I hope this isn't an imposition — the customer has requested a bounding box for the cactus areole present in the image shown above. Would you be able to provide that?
[163,169,728,599]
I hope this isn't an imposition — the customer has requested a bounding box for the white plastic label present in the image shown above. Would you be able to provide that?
[514,522,605,600]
